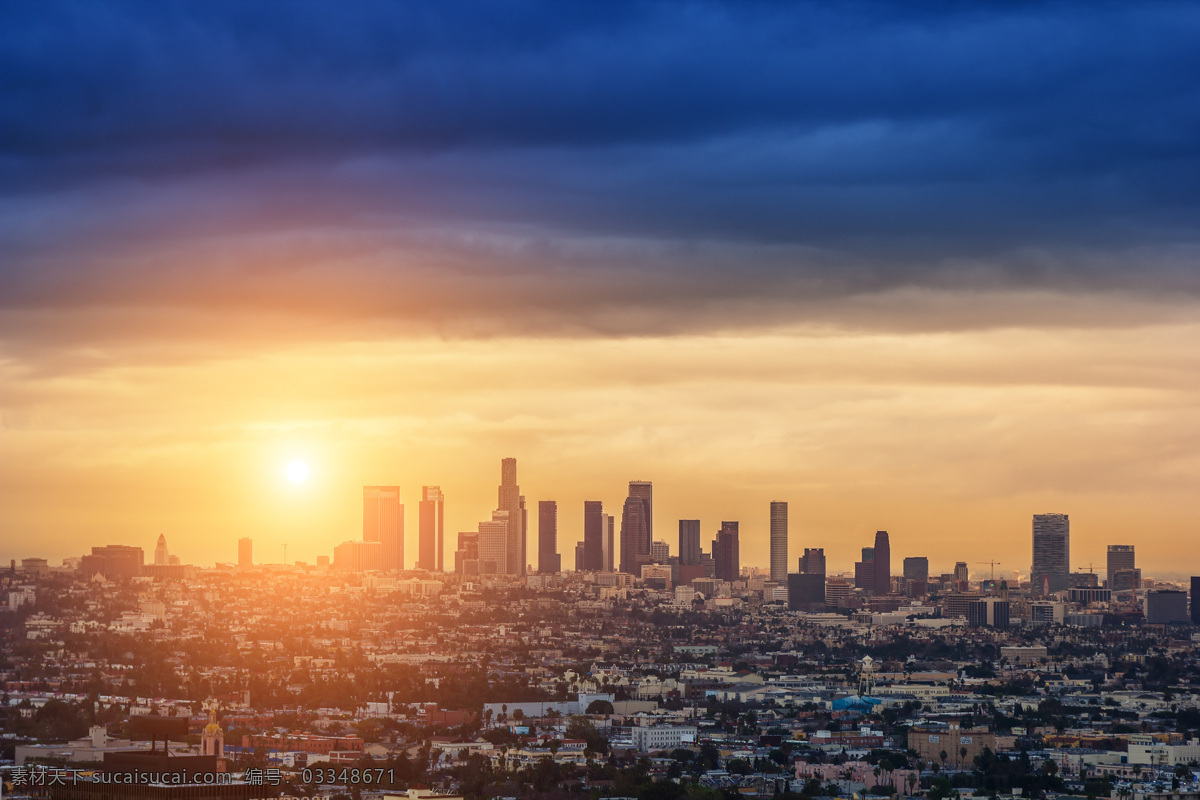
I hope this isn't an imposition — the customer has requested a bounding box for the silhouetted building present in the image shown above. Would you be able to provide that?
[478,510,509,574]
[620,487,651,575]
[80,545,144,580]
[799,548,826,576]
[583,501,604,571]
[455,531,479,574]
[1031,513,1070,595]
[602,512,615,571]
[1110,568,1142,592]
[679,520,701,566]
[1146,590,1189,625]
[497,458,525,575]
[903,556,928,584]
[333,540,383,572]
[873,530,891,595]
[629,480,653,540]
[575,541,586,572]
[363,486,403,571]
[153,534,169,566]
[788,573,825,610]
[417,486,444,572]
[538,500,560,574]
[770,501,788,583]
[237,537,252,569]
[854,547,874,590]
[1192,577,1200,625]
[712,522,739,583]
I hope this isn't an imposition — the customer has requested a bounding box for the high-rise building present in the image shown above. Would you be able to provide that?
[1107,545,1135,589]
[79,545,144,579]
[583,501,603,572]
[1031,513,1070,595]
[478,511,509,575]
[574,541,586,572]
[629,480,653,541]
[601,513,615,572]
[417,486,444,572]
[678,520,701,566]
[1191,577,1200,625]
[712,522,740,583]
[799,548,826,576]
[967,598,1011,628]
[788,573,825,610]
[620,490,651,575]
[1146,590,1189,625]
[238,537,253,569]
[538,501,560,574]
[954,562,969,584]
[154,534,169,566]
[854,547,875,590]
[333,540,383,572]
[651,540,670,563]
[769,501,788,583]
[903,556,929,584]
[873,531,891,595]
[496,458,524,575]
[455,532,479,575]
[363,486,404,571]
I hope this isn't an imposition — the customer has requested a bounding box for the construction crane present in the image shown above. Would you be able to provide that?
[976,560,1002,581]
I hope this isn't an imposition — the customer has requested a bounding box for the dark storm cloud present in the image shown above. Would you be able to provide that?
[2,0,1200,347]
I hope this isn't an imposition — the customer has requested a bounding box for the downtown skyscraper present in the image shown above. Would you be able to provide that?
[678,520,701,566]
[713,521,740,583]
[873,530,891,595]
[363,486,403,571]
[769,501,788,582]
[1031,513,1070,595]
[538,500,560,574]
[582,501,604,572]
[417,486,444,572]
[620,481,652,575]
[497,458,526,575]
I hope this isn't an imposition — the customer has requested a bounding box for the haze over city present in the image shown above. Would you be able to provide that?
[3,2,1200,574]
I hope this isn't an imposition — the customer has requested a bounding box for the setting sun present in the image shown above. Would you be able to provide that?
[285,460,309,484]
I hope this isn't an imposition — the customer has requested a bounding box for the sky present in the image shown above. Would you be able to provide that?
[2,1,1200,579]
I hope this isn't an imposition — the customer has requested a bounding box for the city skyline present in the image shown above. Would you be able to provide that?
[4,3,1200,579]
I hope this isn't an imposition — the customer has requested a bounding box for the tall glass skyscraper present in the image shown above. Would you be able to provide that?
[1031,513,1070,595]
[769,501,788,582]
[538,500,560,574]
[363,486,403,571]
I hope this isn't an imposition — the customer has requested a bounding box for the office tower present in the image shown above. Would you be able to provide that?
[478,511,509,574]
[497,458,524,575]
[967,598,1010,628]
[582,501,603,572]
[538,501,560,574]
[602,513,615,572]
[873,531,891,595]
[799,548,826,576]
[629,480,653,541]
[364,486,404,571]
[455,532,479,575]
[712,522,740,583]
[79,545,144,579]
[417,486,444,572]
[770,501,788,583]
[1192,577,1200,625]
[575,541,586,572]
[854,547,874,590]
[620,494,651,574]
[333,540,383,572]
[954,562,969,584]
[1031,513,1070,595]
[238,537,253,569]
[519,495,528,574]
[1107,545,1136,591]
[903,556,929,584]
[651,540,670,563]
[788,573,825,610]
[154,534,169,566]
[1146,590,1189,625]
[678,520,701,565]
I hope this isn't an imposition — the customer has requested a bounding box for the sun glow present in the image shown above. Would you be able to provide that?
[285,460,309,483]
